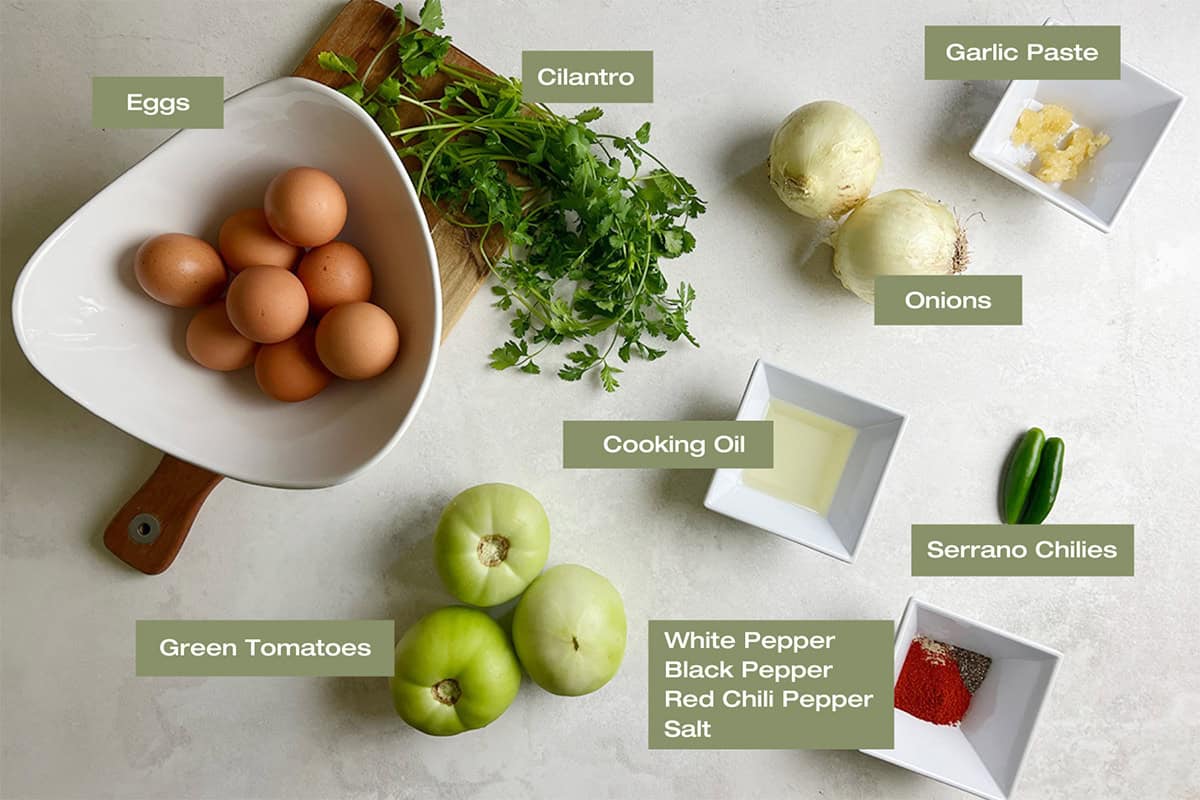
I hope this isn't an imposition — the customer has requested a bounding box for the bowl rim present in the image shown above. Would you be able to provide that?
[893,596,1064,660]
[10,76,443,489]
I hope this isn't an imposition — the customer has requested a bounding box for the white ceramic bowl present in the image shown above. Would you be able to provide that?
[704,360,906,562]
[970,63,1184,233]
[861,598,1062,800]
[11,77,441,488]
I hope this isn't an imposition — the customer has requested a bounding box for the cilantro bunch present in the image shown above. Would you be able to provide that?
[319,0,705,391]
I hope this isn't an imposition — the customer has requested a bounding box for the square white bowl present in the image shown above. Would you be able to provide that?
[970,63,1184,233]
[703,360,906,563]
[861,598,1062,800]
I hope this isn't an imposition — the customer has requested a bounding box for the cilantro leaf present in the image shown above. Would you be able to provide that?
[338,81,365,102]
[489,340,526,370]
[374,105,403,135]
[600,364,622,392]
[375,76,402,104]
[418,0,444,31]
[317,51,358,75]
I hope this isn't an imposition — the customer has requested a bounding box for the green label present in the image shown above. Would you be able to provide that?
[648,620,893,749]
[925,26,1120,79]
[563,421,773,469]
[875,276,1022,326]
[912,525,1134,576]
[93,76,224,129]
[522,51,653,102]
[135,620,394,676]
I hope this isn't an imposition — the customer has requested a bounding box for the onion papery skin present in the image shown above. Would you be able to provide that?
[768,101,882,220]
[833,189,968,304]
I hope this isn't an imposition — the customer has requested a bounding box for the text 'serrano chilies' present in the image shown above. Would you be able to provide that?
[320,0,706,391]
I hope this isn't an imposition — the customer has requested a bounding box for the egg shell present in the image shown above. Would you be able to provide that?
[218,208,302,273]
[315,302,399,381]
[264,167,347,248]
[225,266,309,344]
[185,302,258,371]
[296,241,373,315]
[134,233,226,307]
[255,326,333,402]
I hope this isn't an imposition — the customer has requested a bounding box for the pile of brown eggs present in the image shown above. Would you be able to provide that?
[133,167,400,402]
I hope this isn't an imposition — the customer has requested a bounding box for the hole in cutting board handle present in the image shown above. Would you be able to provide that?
[129,513,161,544]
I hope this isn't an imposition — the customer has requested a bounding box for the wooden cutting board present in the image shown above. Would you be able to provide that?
[293,0,496,337]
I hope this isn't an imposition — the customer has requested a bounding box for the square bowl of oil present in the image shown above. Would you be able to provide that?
[969,63,1184,233]
[703,360,906,563]
[860,598,1061,800]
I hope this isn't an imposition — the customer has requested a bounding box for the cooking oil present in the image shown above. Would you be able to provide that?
[742,398,857,516]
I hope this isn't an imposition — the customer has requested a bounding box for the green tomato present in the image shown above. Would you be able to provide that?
[434,483,550,607]
[389,606,520,736]
[512,564,627,696]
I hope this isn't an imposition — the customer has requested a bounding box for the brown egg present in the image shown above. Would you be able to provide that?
[134,233,226,307]
[263,167,347,247]
[315,302,400,380]
[225,266,309,344]
[296,242,373,315]
[185,302,258,371]
[255,326,332,402]
[217,209,302,273]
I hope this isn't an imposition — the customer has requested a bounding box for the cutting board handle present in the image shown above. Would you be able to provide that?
[103,454,223,575]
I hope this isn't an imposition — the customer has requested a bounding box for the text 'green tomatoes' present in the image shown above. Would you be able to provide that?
[512,564,627,697]
[434,483,550,607]
[389,606,520,736]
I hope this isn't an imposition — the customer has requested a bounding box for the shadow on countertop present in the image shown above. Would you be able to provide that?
[926,79,1040,208]
[320,491,451,725]
[724,127,847,302]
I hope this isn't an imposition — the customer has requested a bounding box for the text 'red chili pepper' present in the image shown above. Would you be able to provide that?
[894,638,971,725]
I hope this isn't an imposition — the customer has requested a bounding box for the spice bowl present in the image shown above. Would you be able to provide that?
[861,598,1061,800]
[703,359,905,563]
[969,64,1185,233]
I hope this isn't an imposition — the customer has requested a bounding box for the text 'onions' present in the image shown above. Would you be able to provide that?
[768,101,882,219]
[832,189,969,304]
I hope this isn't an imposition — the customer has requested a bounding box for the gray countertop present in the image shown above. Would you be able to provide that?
[2,1,1197,798]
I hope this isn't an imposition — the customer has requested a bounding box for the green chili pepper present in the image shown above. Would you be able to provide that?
[1002,428,1045,523]
[1020,437,1064,524]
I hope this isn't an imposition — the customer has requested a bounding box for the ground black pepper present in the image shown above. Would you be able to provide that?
[951,646,991,694]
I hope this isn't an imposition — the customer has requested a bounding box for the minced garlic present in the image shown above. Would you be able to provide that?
[1012,105,1073,152]
[1035,127,1110,182]
[1010,103,1109,184]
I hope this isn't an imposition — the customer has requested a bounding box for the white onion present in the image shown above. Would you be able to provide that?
[832,189,968,303]
[768,101,881,219]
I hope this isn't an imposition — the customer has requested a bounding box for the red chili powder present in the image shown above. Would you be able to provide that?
[894,639,971,725]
